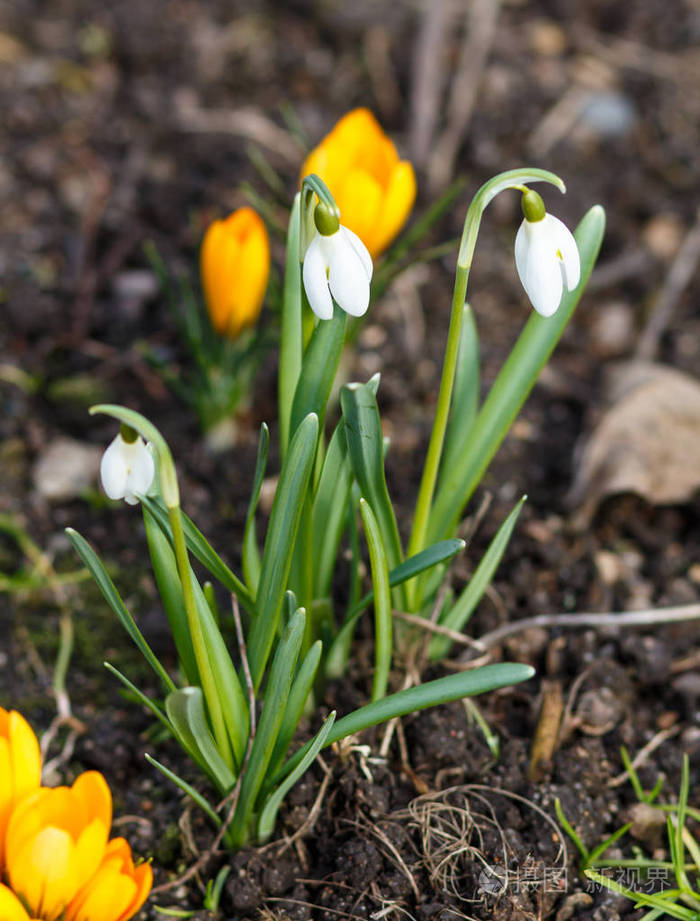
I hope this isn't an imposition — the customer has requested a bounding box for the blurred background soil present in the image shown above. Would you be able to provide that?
[1,1,700,919]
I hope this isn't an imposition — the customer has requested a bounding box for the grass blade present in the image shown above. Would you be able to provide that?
[341,380,404,594]
[243,423,270,593]
[229,608,306,849]
[165,687,236,794]
[257,711,336,843]
[429,496,526,660]
[359,498,392,702]
[248,413,319,689]
[277,663,534,782]
[139,496,254,611]
[66,528,175,693]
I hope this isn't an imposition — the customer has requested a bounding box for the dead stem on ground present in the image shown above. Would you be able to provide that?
[395,785,566,908]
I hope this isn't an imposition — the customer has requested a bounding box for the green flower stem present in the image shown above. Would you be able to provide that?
[405,169,565,605]
[168,505,232,769]
[278,194,302,458]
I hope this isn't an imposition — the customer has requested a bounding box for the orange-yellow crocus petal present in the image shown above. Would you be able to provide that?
[300,108,416,258]
[66,838,153,921]
[0,709,42,870]
[6,772,112,921]
[371,160,417,257]
[336,168,384,254]
[200,207,270,339]
[0,883,40,921]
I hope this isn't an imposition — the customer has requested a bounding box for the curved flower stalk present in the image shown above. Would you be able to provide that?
[301,108,416,258]
[4,770,151,921]
[200,206,270,338]
[302,203,373,320]
[514,189,581,317]
[0,707,41,869]
[100,426,155,506]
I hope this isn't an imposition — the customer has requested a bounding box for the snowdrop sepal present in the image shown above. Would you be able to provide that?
[514,190,581,318]
[302,204,373,321]
[100,425,155,505]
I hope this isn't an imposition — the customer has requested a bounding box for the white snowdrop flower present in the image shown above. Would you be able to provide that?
[302,203,373,321]
[100,427,155,505]
[514,189,581,318]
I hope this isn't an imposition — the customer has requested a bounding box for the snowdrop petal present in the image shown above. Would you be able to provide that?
[525,228,563,317]
[327,235,371,318]
[546,213,581,291]
[339,226,373,280]
[302,235,334,320]
[100,434,154,505]
[515,210,579,318]
[124,441,155,503]
[100,436,129,501]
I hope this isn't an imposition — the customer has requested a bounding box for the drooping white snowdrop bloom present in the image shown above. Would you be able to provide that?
[100,427,155,505]
[514,189,580,318]
[302,203,373,321]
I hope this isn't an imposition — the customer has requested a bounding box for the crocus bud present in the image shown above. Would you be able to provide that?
[200,207,270,338]
[100,426,155,505]
[300,108,416,258]
[514,189,581,317]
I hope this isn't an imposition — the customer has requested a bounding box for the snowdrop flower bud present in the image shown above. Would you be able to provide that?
[514,189,581,317]
[100,425,155,505]
[302,202,373,321]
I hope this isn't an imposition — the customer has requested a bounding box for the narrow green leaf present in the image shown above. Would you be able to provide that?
[188,567,249,770]
[139,496,254,612]
[324,539,465,678]
[266,640,322,784]
[312,374,380,600]
[243,423,269,593]
[279,194,303,455]
[350,538,465,621]
[165,687,236,794]
[359,499,392,702]
[289,304,347,440]
[429,496,526,660]
[248,413,319,689]
[278,663,534,782]
[441,304,480,477]
[104,663,212,779]
[341,380,404,597]
[229,608,306,849]
[103,662,169,729]
[145,753,221,828]
[311,420,353,599]
[66,528,175,693]
[428,205,606,544]
[257,711,336,843]
[143,507,199,685]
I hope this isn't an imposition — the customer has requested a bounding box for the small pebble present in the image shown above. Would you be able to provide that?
[33,437,102,501]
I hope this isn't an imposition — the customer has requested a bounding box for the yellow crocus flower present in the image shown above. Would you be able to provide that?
[300,108,416,258]
[5,771,112,921]
[0,708,42,870]
[200,206,270,338]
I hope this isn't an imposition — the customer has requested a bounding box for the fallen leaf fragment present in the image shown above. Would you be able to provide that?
[568,361,700,524]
